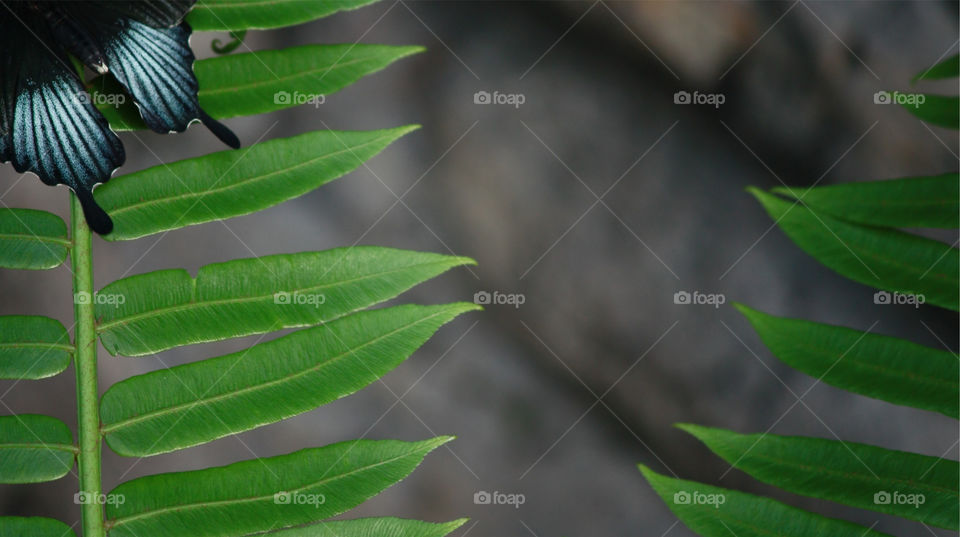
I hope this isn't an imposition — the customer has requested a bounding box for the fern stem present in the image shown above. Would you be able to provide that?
[71,194,105,537]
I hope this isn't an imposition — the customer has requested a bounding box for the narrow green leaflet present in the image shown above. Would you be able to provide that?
[188,0,382,30]
[96,247,474,356]
[97,127,416,240]
[197,44,423,119]
[101,303,478,456]
[772,173,959,229]
[913,54,960,82]
[253,518,467,537]
[903,94,959,129]
[638,466,895,537]
[735,304,959,417]
[0,316,72,380]
[679,425,960,530]
[98,45,423,129]
[105,438,451,537]
[750,188,959,311]
[0,415,75,483]
[0,517,76,537]
[0,209,68,270]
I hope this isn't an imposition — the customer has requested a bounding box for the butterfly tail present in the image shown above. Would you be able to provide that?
[75,188,114,235]
[200,110,240,149]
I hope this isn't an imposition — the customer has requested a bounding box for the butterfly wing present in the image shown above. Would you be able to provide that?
[69,11,239,148]
[0,11,124,234]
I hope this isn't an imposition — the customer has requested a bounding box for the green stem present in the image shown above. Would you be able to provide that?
[71,194,105,537]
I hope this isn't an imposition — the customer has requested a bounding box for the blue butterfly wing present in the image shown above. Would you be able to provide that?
[72,12,239,148]
[0,12,124,234]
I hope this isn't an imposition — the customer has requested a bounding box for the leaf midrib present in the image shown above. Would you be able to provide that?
[108,132,396,216]
[200,54,388,97]
[96,260,459,332]
[107,447,429,528]
[794,209,959,286]
[0,442,77,453]
[0,233,70,246]
[740,449,959,497]
[102,309,450,433]
[0,342,73,353]
[784,339,958,390]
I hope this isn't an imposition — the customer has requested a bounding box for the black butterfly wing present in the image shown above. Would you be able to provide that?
[95,0,198,28]
[70,11,239,148]
[0,11,124,234]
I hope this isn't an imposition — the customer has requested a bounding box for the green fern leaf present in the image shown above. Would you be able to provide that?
[96,45,423,130]
[749,187,958,310]
[735,304,958,417]
[679,425,959,529]
[95,248,474,356]
[100,304,478,456]
[639,465,895,537]
[0,209,68,270]
[772,173,959,229]
[105,438,451,537]
[188,0,382,31]
[95,127,417,240]
[0,415,75,483]
[0,316,72,380]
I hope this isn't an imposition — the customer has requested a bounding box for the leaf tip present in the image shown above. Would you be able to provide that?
[442,518,470,533]
[731,301,755,316]
[769,186,802,199]
[393,124,422,137]
[424,435,456,450]
[452,255,477,267]
[674,423,715,442]
[637,464,664,485]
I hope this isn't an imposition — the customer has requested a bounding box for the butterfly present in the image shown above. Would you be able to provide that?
[0,1,240,234]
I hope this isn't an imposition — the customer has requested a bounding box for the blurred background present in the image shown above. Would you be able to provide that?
[1,1,958,535]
